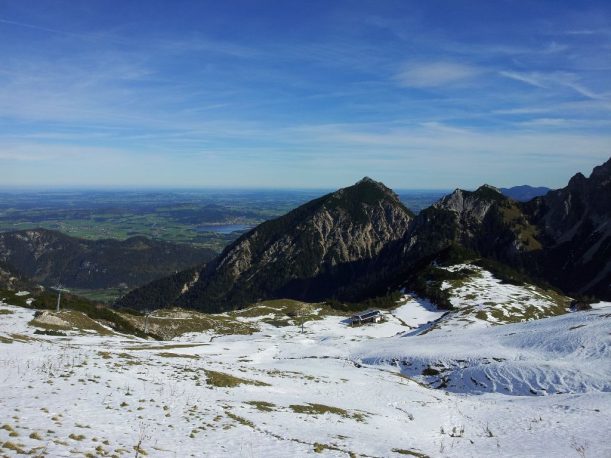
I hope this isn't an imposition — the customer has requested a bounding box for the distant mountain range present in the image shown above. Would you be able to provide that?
[0,229,215,290]
[117,158,611,312]
[500,185,551,201]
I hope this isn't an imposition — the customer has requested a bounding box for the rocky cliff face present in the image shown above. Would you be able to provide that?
[387,184,524,267]
[395,158,611,299]
[119,178,414,312]
[366,159,610,301]
[527,158,610,239]
[0,229,215,290]
[522,157,611,298]
[0,260,33,291]
[432,185,507,242]
[435,185,501,219]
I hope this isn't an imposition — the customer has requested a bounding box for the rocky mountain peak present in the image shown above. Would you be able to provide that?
[353,176,390,192]
[435,183,504,214]
[347,176,399,198]
[567,172,587,189]
[590,156,611,179]
[475,184,502,194]
[323,177,407,216]
[545,158,611,222]
[566,158,610,191]
[428,185,509,242]
[120,179,414,312]
[356,176,377,185]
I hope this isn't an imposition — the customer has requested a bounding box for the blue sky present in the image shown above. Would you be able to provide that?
[1,0,610,189]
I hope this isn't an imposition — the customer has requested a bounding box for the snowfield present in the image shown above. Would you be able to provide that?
[428,264,569,330]
[355,305,611,396]
[0,279,610,457]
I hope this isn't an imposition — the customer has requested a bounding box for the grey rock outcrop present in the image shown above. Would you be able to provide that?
[119,178,414,312]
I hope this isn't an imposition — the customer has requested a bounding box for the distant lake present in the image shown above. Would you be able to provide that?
[195,224,253,234]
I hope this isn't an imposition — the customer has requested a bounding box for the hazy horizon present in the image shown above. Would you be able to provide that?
[0,184,452,193]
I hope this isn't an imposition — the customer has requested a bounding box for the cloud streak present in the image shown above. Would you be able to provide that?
[396,61,481,88]
[499,70,610,102]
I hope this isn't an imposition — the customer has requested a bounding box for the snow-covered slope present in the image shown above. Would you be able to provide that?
[0,296,609,457]
[425,264,569,331]
[355,303,611,396]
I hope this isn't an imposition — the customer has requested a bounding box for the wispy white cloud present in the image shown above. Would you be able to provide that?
[286,121,610,157]
[564,29,611,36]
[517,118,571,127]
[0,17,131,46]
[541,41,569,54]
[3,116,610,188]
[517,117,611,128]
[395,61,481,88]
[0,17,92,38]
[0,142,123,162]
[493,107,552,115]
[499,71,548,88]
[158,36,261,59]
[271,121,611,188]
[499,70,610,102]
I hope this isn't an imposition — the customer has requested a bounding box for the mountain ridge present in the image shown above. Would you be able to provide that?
[117,158,611,312]
[0,228,215,290]
[118,178,414,312]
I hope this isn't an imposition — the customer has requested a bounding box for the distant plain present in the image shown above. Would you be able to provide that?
[0,189,448,250]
